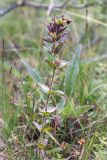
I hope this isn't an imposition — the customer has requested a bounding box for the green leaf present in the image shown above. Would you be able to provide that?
[46,147,62,154]
[36,142,45,149]
[21,59,42,83]
[38,83,65,96]
[61,99,93,119]
[60,98,74,119]
[72,105,94,117]
[51,90,65,96]
[57,97,66,112]
[39,107,56,116]
[40,112,50,117]
[58,60,68,69]
[41,125,52,132]
[39,107,56,113]
[36,138,48,149]
[38,82,49,93]
[45,52,54,61]
[64,44,82,97]
[33,122,42,132]
[87,84,104,99]
[45,59,56,69]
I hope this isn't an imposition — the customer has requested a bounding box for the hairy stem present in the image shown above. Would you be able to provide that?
[45,67,56,111]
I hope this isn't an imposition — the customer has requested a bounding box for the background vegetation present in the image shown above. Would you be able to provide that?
[0,0,107,159]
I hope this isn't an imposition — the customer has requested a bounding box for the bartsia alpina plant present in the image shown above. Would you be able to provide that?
[33,16,72,159]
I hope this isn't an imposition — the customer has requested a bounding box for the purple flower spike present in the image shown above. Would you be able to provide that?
[43,16,72,54]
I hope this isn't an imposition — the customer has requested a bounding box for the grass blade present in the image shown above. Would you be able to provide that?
[64,45,82,97]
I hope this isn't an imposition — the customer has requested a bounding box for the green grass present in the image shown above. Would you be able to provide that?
[0,0,107,159]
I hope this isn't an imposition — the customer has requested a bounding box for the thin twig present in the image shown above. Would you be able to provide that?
[67,11,107,27]
[47,0,54,16]
[1,40,5,109]
[0,1,106,17]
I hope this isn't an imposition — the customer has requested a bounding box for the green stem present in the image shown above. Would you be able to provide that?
[45,67,56,111]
